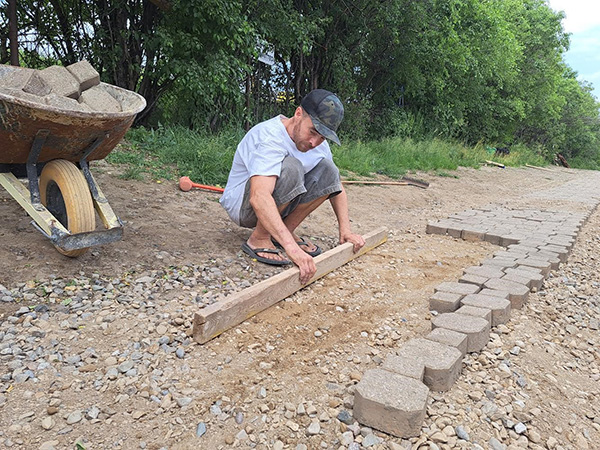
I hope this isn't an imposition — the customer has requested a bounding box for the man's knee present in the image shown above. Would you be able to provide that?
[280,156,304,181]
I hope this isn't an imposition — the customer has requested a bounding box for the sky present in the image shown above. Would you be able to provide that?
[547,0,600,100]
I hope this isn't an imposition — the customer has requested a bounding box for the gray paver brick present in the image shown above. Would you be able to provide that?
[22,72,52,96]
[394,338,463,391]
[354,369,429,438]
[483,278,529,309]
[435,282,480,296]
[478,288,510,299]
[39,65,80,98]
[79,85,122,113]
[503,267,544,289]
[381,355,425,380]
[429,291,462,313]
[456,305,492,323]
[464,266,505,279]
[66,60,100,91]
[515,257,552,275]
[458,273,488,287]
[1,67,35,89]
[425,328,468,357]
[431,313,490,353]
[461,294,511,326]
[462,229,485,242]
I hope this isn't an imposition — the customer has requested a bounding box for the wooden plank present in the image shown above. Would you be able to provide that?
[484,160,505,168]
[342,181,410,186]
[193,227,388,344]
[525,164,554,172]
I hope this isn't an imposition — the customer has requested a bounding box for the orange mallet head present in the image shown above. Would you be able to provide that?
[178,176,225,193]
[179,176,194,192]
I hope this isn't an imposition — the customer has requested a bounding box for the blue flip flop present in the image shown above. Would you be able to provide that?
[271,237,323,257]
[241,242,291,266]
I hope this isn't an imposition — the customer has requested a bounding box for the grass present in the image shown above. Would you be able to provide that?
[107,126,559,183]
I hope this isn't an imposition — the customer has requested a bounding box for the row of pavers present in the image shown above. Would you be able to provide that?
[352,207,589,438]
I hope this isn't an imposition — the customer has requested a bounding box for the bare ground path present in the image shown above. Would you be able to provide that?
[0,163,599,450]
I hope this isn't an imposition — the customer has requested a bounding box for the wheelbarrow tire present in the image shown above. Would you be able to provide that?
[40,159,95,257]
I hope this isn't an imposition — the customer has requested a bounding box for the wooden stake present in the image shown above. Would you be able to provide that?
[192,227,388,344]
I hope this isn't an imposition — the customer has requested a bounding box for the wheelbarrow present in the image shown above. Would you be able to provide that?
[0,66,146,257]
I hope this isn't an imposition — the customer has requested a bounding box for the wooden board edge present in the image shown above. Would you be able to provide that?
[192,227,388,344]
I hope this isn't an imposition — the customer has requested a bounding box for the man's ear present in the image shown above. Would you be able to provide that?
[295,106,304,118]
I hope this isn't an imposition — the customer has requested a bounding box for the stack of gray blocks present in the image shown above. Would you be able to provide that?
[353,207,587,438]
[0,61,121,113]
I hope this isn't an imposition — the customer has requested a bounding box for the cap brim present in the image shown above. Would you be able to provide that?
[310,114,341,145]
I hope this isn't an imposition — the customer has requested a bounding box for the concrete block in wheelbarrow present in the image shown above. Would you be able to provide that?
[39,65,80,98]
[45,93,92,112]
[429,291,462,313]
[66,60,100,91]
[22,72,52,97]
[390,338,463,391]
[354,368,429,438]
[435,282,480,296]
[79,85,122,113]
[0,87,46,104]
[483,278,529,309]
[425,328,468,357]
[460,294,511,326]
[431,313,490,353]
[0,67,35,89]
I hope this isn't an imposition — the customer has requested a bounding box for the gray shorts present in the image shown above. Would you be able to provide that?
[239,156,342,228]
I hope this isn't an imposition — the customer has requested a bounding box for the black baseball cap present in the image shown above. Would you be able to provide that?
[300,89,344,145]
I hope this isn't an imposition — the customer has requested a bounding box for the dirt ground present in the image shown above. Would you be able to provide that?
[0,161,598,450]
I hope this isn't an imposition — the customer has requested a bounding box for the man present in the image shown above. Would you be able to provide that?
[220,89,365,284]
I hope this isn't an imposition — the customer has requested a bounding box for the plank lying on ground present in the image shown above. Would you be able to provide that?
[484,160,505,168]
[525,164,554,172]
[342,181,410,186]
[193,227,388,344]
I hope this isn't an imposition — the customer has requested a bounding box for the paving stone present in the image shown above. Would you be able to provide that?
[22,72,52,96]
[39,65,80,98]
[458,273,488,287]
[393,338,463,391]
[481,257,517,269]
[425,328,468,357]
[477,288,511,300]
[456,305,492,323]
[0,67,35,89]
[79,84,122,113]
[515,257,552,275]
[431,313,490,353]
[464,266,505,279]
[434,282,480,296]
[0,87,46,104]
[461,229,485,242]
[483,278,529,309]
[503,268,544,289]
[354,369,429,438]
[45,93,90,111]
[483,232,503,245]
[429,291,462,313]
[381,355,425,380]
[446,227,463,238]
[460,294,511,326]
[66,60,100,91]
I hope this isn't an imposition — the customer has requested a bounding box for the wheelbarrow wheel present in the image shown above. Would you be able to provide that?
[40,159,95,257]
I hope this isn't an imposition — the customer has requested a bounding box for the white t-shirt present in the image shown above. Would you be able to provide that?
[220,115,333,225]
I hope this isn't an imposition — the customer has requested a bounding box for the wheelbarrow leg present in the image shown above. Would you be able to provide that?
[26,129,50,207]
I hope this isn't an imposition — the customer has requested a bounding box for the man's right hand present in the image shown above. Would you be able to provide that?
[286,245,317,284]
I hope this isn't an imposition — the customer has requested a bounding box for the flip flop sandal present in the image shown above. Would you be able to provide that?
[242,242,291,266]
[271,236,323,257]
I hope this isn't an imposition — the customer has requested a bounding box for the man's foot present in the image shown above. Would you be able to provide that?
[272,236,322,257]
[241,242,291,266]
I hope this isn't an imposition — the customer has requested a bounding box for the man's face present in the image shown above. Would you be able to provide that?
[292,113,325,152]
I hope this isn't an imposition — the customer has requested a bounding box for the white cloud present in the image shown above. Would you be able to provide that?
[547,0,600,33]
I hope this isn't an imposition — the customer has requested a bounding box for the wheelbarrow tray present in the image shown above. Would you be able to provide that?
[0,65,146,255]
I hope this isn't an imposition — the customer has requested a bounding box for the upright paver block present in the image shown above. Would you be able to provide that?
[39,65,80,98]
[79,85,122,112]
[429,291,462,313]
[515,257,552,275]
[66,60,100,91]
[460,294,511,326]
[456,305,492,324]
[435,282,480,296]
[425,328,468,357]
[354,369,429,438]
[483,278,529,309]
[393,338,463,391]
[22,72,52,96]
[431,313,490,353]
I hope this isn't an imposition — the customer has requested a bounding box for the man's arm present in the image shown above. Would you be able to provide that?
[329,186,365,252]
[249,175,316,283]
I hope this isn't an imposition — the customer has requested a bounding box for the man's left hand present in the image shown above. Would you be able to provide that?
[340,232,365,253]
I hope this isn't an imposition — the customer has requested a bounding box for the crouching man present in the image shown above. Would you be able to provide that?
[220,89,365,284]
